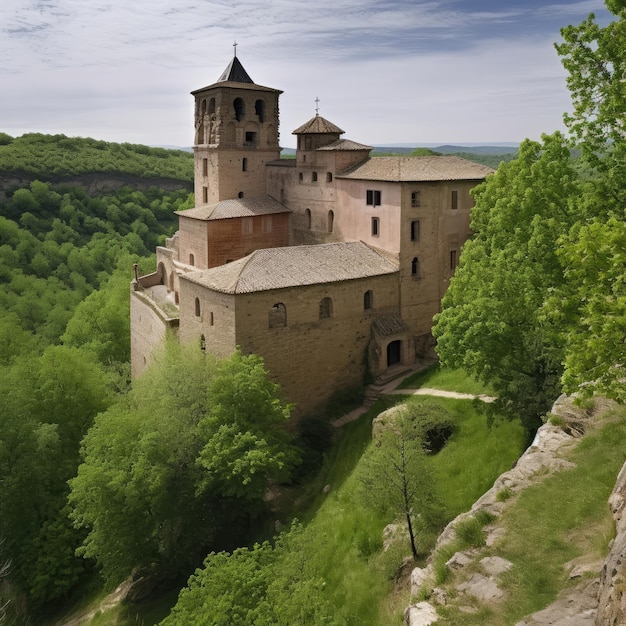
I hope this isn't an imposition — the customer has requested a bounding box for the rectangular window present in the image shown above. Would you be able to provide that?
[411,191,421,207]
[245,131,257,146]
[451,190,459,211]
[371,217,380,237]
[312,172,318,182]
[202,186,208,203]
[410,220,420,241]
[450,249,458,270]
[202,158,208,177]
[241,217,253,234]
[366,189,381,207]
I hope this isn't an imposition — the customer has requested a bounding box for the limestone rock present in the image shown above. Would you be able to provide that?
[410,565,433,597]
[480,556,513,577]
[515,579,598,626]
[485,525,506,547]
[404,602,438,626]
[456,573,504,603]
[372,404,408,443]
[383,522,409,552]
[445,551,474,570]
[596,460,626,626]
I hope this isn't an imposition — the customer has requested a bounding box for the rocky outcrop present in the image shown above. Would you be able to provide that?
[405,394,625,626]
[0,170,191,202]
[595,462,626,625]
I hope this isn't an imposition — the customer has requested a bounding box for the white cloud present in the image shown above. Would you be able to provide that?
[0,0,611,146]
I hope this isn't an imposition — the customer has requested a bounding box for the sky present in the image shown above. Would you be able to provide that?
[1,0,611,149]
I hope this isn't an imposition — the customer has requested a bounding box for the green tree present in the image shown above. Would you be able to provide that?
[0,346,110,613]
[556,0,626,160]
[62,259,134,365]
[546,2,626,400]
[162,526,340,626]
[543,216,626,402]
[359,402,448,559]
[433,134,581,428]
[69,344,299,585]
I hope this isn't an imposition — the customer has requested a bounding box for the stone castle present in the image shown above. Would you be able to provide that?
[130,53,493,417]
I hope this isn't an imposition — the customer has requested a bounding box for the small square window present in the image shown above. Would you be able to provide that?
[367,189,381,206]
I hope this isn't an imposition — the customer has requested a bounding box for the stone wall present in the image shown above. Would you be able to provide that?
[177,272,399,417]
[130,284,179,377]
[235,274,400,416]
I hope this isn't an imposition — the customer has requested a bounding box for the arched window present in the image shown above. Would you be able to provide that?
[319,297,333,319]
[269,303,287,329]
[411,220,420,241]
[238,191,244,199]
[326,172,333,182]
[242,157,248,172]
[255,99,265,122]
[196,124,204,145]
[233,97,245,122]
[411,257,420,278]
[364,290,373,310]
[299,172,303,182]
[305,208,311,229]
[200,99,207,116]
[194,297,201,316]
[208,98,216,115]
[189,253,195,266]
[328,210,334,233]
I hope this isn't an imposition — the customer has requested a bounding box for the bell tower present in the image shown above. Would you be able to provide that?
[191,51,282,206]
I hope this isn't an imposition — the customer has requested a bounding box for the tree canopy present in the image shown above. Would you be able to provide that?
[68,343,299,584]
[0,133,193,180]
[434,2,626,422]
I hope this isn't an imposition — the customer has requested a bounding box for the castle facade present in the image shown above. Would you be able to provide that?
[130,54,493,417]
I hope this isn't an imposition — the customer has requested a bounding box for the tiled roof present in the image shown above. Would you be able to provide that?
[217,56,253,84]
[182,241,399,294]
[338,156,494,181]
[372,314,409,337]
[317,139,372,152]
[191,57,281,94]
[176,197,290,221]
[292,115,345,135]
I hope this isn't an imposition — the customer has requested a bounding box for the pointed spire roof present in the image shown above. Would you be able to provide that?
[217,55,254,84]
[292,115,344,135]
[191,53,282,95]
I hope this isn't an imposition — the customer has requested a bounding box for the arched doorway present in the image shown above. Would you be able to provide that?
[387,340,402,367]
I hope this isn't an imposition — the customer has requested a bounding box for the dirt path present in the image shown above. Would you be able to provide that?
[388,387,496,403]
[332,378,496,428]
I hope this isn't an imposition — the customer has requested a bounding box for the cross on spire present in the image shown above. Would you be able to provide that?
[233,41,238,57]
[315,96,320,116]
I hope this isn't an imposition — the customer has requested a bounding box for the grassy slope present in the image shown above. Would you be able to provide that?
[433,404,626,624]
[65,369,585,625]
[279,391,526,624]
